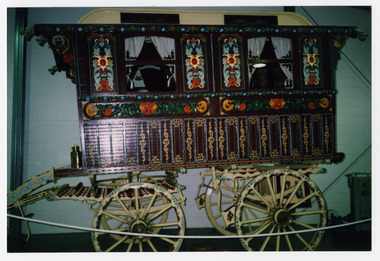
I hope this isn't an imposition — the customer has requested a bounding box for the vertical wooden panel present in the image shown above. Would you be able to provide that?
[301,115,312,156]
[217,118,228,161]
[137,121,149,165]
[172,119,184,163]
[206,118,217,162]
[289,115,302,157]
[125,121,138,166]
[312,114,323,156]
[323,114,334,155]
[110,122,125,166]
[259,116,270,158]
[83,123,99,169]
[149,120,161,165]
[269,116,281,158]
[161,120,172,164]
[227,117,238,160]
[184,119,195,163]
[248,116,260,159]
[195,118,207,162]
[238,117,249,159]
[280,115,291,157]
[98,123,112,167]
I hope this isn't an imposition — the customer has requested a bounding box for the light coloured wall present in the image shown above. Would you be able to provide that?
[7,6,371,234]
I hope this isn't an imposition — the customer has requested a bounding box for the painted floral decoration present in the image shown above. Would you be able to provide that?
[319,97,329,108]
[102,107,113,116]
[196,101,208,113]
[222,99,234,111]
[86,104,98,117]
[183,105,193,114]
[269,98,286,110]
[139,102,158,115]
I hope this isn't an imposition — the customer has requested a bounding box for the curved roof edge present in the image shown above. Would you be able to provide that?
[77,8,313,26]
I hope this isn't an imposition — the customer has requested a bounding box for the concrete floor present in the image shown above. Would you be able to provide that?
[7,227,371,252]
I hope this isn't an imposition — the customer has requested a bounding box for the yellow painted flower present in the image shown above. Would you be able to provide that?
[319,97,329,108]
[196,100,208,113]
[86,104,98,117]
[222,99,234,111]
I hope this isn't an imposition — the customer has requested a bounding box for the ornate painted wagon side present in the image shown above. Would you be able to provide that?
[8,9,366,252]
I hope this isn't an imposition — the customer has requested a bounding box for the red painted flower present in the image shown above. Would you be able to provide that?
[307,75,318,85]
[102,107,113,117]
[183,105,193,114]
[308,101,316,109]
[62,52,73,64]
[98,79,111,91]
[139,102,157,115]
[228,76,237,87]
[237,103,246,111]
[191,78,201,89]
[269,98,286,110]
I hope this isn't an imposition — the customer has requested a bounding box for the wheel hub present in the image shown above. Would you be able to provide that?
[131,220,149,237]
[273,209,292,226]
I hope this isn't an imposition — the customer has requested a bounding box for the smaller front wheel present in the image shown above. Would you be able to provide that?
[92,182,186,252]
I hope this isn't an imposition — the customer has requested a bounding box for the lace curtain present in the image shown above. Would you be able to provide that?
[125,36,175,60]
[151,36,175,60]
[125,36,176,89]
[125,36,145,59]
[271,37,293,87]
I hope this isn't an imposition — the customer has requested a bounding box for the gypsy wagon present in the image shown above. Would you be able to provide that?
[7,8,366,251]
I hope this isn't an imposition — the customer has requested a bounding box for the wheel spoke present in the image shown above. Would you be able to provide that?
[147,203,172,223]
[291,209,324,216]
[282,227,293,251]
[126,237,135,252]
[288,192,317,211]
[150,221,180,228]
[146,238,158,252]
[292,219,316,230]
[260,224,276,251]
[115,195,135,219]
[159,236,176,245]
[240,216,271,226]
[242,201,269,214]
[134,188,140,219]
[141,191,157,219]
[279,173,287,206]
[106,235,129,252]
[247,186,272,209]
[288,225,312,250]
[138,239,143,252]
[276,226,281,251]
[266,175,277,208]
[103,210,129,224]
[284,179,303,207]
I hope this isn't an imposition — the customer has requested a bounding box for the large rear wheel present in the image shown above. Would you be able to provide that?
[235,169,327,251]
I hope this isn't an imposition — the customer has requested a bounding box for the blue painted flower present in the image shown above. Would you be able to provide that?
[120,27,125,32]
[56,27,61,32]
[78,27,83,32]
[100,27,104,32]
[141,27,146,32]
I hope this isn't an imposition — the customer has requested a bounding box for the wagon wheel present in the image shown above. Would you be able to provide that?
[235,169,327,251]
[205,178,249,235]
[92,182,186,252]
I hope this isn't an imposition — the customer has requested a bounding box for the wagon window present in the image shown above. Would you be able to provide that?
[248,37,293,89]
[125,36,176,93]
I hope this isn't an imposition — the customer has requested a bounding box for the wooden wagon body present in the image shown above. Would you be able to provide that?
[8,9,365,252]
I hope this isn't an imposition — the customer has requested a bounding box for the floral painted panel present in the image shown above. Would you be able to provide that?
[303,37,320,86]
[183,36,207,91]
[90,35,116,93]
[221,36,242,90]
